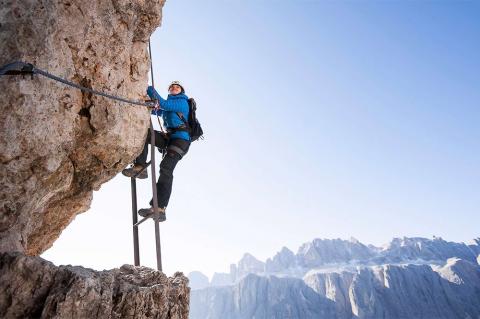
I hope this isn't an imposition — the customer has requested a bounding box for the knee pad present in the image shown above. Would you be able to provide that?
[167,144,187,158]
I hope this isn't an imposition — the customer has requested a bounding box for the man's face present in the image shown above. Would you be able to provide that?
[169,84,182,95]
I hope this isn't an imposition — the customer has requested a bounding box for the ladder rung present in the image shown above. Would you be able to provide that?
[133,215,150,227]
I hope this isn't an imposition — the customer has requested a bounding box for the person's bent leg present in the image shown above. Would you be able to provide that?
[123,136,149,178]
[134,139,149,166]
[154,150,182,208]
[124,129,168,179]
[134,130,168,165]
[150,138,190,208]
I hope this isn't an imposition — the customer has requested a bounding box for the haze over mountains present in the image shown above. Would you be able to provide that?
[188,237,480,319]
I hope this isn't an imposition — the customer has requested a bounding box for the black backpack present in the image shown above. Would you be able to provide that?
[176,98,204,142]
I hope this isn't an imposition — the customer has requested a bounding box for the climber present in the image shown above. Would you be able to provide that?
[122,81,191,219]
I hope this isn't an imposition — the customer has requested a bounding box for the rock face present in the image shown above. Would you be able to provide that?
[265,247,295,273]
[303,260,480,319]
[236,253,265,278]
[191,274,337,319]
[189,237,480,319]
[296,238,374,268]
[0,252,190,319]
[0,0,164,255]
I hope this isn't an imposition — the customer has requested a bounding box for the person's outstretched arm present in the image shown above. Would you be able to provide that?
[147,86,185,112]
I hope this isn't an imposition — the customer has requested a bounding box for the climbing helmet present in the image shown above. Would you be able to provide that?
[168,80,185,93]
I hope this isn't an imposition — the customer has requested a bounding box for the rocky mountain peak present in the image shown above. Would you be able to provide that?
[237,253,265,276]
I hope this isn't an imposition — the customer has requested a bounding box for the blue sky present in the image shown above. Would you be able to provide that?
[44,0,480,278]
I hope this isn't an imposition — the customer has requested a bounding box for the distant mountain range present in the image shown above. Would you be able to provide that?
[188,237,480,319]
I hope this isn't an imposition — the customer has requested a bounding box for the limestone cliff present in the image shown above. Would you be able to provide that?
[0,1,190,318]
[0,0,161,255]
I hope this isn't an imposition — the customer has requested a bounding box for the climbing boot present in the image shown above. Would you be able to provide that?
[138,206,166,222]
[122,164,148,179]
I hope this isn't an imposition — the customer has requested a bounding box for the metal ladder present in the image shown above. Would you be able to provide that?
[130,121,163,271]
[130,39,164,271]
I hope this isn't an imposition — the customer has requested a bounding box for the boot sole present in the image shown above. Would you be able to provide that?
[122,170,148,179]
[138,211,166,222]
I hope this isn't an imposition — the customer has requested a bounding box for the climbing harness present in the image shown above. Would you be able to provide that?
[0,40,165,272]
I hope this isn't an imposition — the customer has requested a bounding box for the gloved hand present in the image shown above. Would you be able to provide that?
[146,86,156,99]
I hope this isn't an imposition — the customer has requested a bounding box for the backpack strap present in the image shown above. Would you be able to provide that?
[176,112,189,127]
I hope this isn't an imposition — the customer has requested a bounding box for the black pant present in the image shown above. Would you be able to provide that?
[135,130,190,208]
